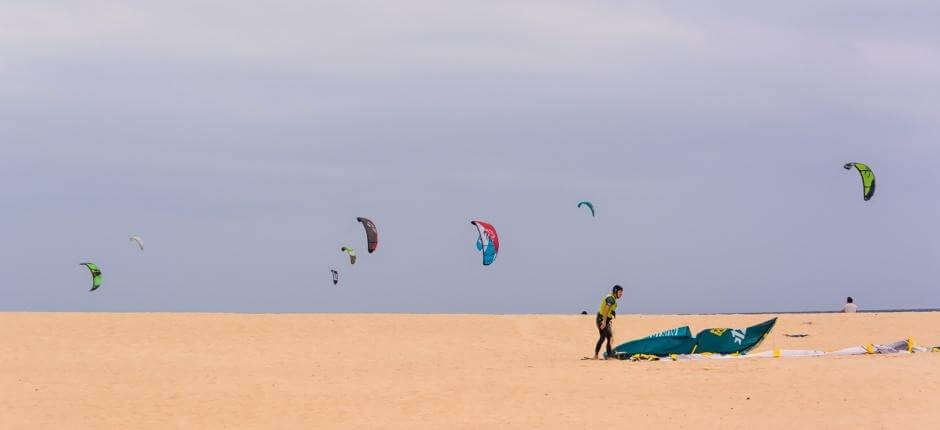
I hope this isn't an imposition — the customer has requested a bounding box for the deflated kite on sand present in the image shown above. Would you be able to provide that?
[607,318,777,359]
[606,318,940,361]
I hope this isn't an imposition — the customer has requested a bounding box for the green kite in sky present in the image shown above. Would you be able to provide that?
[341,246,357,264]
[80,262,102,292]
[843,162,875,201]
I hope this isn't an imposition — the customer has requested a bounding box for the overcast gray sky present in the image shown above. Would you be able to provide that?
[2,1,939,313]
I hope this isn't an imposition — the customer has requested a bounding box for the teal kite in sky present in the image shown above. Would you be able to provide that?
[80,262,102,292]
[843,162,875,201]
[577,201,595,217]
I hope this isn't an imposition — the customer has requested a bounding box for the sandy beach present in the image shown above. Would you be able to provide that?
[2,312,939,429]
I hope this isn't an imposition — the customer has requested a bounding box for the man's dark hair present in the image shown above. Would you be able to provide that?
[613,285,623,293]
[847,296,853,303]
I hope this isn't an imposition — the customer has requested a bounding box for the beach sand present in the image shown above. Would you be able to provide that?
[2,312,939,429]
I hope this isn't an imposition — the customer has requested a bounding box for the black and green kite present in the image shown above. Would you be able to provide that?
[80,262,102,292]
[844,162,875,201]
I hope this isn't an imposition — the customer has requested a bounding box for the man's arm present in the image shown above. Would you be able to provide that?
[599,296,616,328]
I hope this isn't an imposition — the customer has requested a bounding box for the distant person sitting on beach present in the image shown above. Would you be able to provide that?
[842,297,858,313]
[593,285,623,359]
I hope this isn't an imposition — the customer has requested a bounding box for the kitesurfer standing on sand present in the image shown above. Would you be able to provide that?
[594,285,623,359]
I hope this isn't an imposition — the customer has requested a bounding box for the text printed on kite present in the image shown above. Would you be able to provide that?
[843,162,876,201]
[470,220,499,266]
[80,263,103,292]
